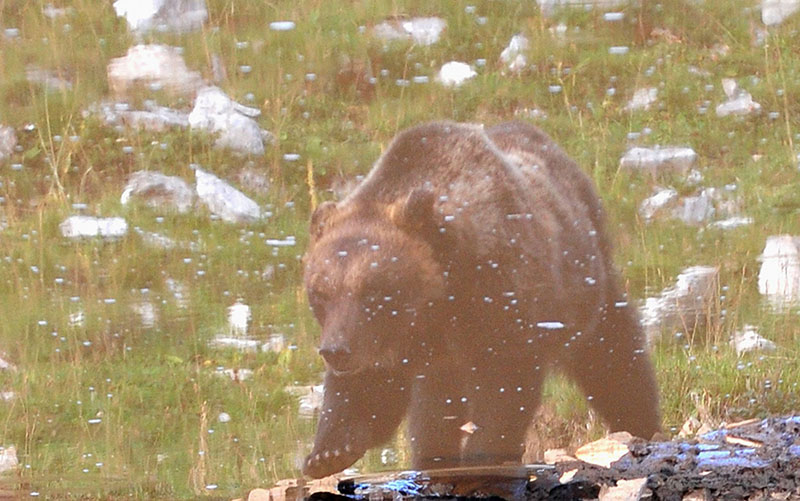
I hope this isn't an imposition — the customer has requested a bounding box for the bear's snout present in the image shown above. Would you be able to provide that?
[319,345,355,373]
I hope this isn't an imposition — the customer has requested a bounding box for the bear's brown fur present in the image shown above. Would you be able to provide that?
[302,121,660,478]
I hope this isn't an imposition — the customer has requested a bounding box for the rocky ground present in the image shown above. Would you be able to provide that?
[241,417,800,501]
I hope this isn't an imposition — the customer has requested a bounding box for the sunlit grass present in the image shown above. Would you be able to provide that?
[1,0,800,498]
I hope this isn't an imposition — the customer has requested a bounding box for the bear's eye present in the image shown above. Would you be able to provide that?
[308,291,329,322]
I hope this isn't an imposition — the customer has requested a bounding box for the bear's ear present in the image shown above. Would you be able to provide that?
[394,187,436,233]
[310,201,338,241]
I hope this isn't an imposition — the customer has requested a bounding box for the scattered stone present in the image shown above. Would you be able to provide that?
[218,412,231,423]
[0,392,14,402]
[215,367,254,382]
[208,336,261,352]
[194,167,261,223]
[113,0,208,33]
[107,44,204,98]
[264,333,287,353]
[682,489,711,501]
[165,278,190,309]
[598,477,648,501]
[59,216,128,239]
[0,355,15,372]
[373,17,446,46]
[574,432,633,468]
[716,78,761,117]
[131,301,157,329]
[640,265,720,346]
[762,0,800,25]
[227,301,251,336]
[286,385,324,418]
[544,448,576,464]
[672,188,716,225]
[92,101,190,132]
[188,86,272,156]
[0,446,18,474]
[619,147,697,177]
[758,235,800,309]
[708,216,753,230]
[731,325,777,356]
[639,187,678,221]
[537,0,629,16]
[500,34,529,74]
[436,61,476,88]
[25,66,73,92]
[625,87,658,112]
[121,171,195,213]
[0,125,16,162]
[42,4,72,18]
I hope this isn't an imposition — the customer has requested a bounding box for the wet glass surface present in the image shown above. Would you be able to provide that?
[1,0,799,498]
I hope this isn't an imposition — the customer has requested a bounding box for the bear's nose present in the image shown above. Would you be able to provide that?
[319,346,353,372]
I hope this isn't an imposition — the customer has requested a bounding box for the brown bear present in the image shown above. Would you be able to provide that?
[302,121,660,478]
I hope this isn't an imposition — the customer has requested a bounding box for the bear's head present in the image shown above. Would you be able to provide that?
[304,188,446,376]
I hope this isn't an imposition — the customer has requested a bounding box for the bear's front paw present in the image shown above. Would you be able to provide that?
[302,444,360,479]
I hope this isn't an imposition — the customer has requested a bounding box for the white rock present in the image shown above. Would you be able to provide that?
[758,235,800,309]
[0,355,15,372]
[209,336,261,352]
[716,79,761,117]
[59,216,128,239]
[115,106,189,131]
[599,477,648,501]
[625,87,658,111]
[25,66,73,92]
[500,34,530,73]
[762,0,800,25]
[0,446,18,474]
[264,333,287,353]
[672,189,716,225]
[113,0,207,33]
[641,266,719,346]
[165,278,190,309]
[189,86,272,156]
[131,301,158,329]
[373,17,446,46]
[227,301,251,336]
[286,385,325,418]
[639,187,678,220]
[620,147,697,177]
[215,367,254,381]
[43,4,72,18]
[731,325,777,356]
[0,125,16,162]
[107,45,203,98]
[195,167,261,223]
[121,171,195,213]
[537,0,630,16]
[218,412,232,423]
[708,217,753,230]
[436,61,476,88]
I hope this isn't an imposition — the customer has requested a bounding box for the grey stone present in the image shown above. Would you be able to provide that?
[0,125,16,162]
[59,216,128,239]
[189,86,273,156]
[620,147,697,177]
[121,171,195,213]
[762,0,800,25]
[194,167,261,223]
[373,17,446,46]
[641,265,720,346]
[731,325,777,356]
[758,235,800,310]
[716,79,761,117]
[107,44,203,98]
[113,0,207,33]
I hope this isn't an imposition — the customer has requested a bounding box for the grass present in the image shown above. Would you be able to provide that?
[2,0,800,498]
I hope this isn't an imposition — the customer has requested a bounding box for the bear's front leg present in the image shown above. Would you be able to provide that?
[303,369,411,478]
